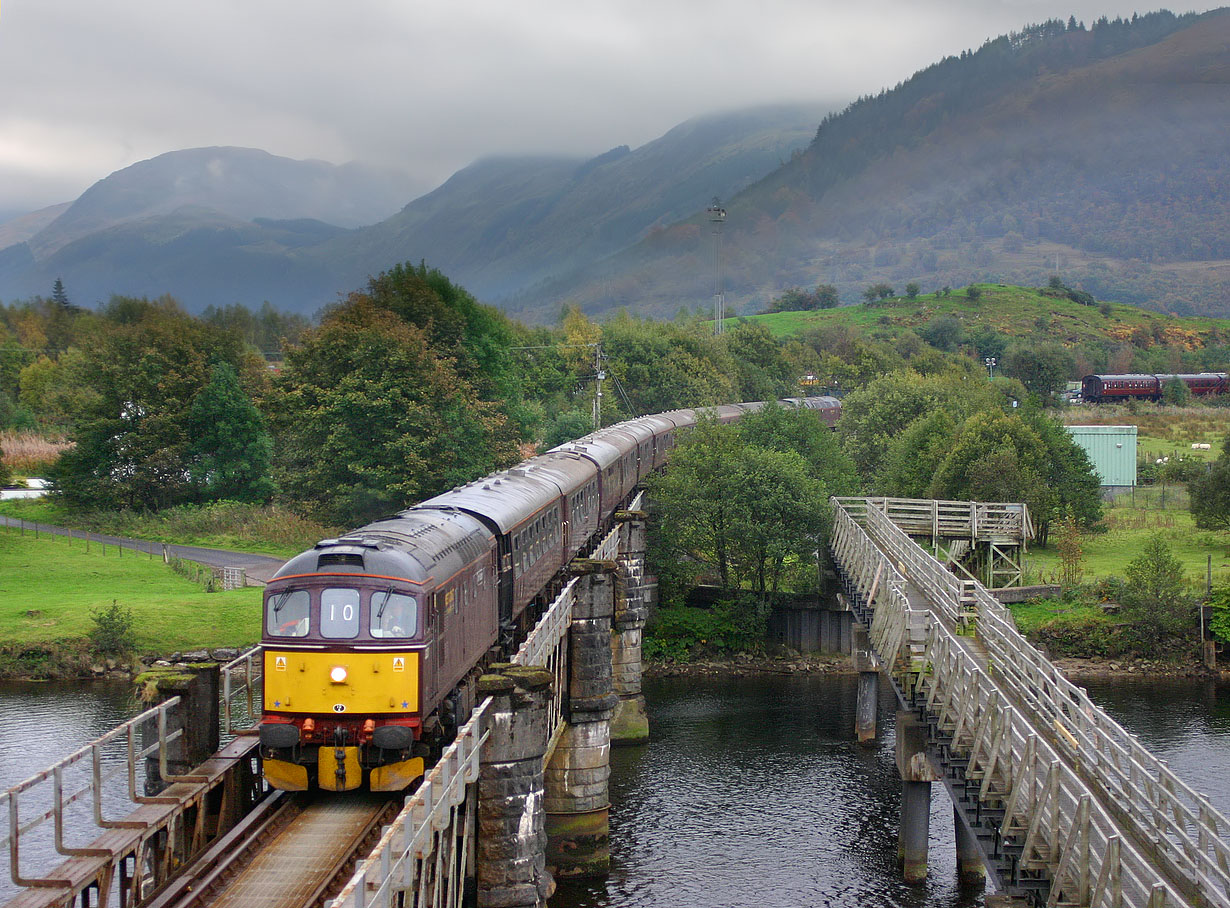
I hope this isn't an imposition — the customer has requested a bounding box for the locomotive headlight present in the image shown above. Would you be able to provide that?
[329,665,349,684]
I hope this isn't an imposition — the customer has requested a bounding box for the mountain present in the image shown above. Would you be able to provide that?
[0,148,417,306]
[0,107,828,311]
[0,203,71,251]
[507,9,1230,322]
[319,105,828,300]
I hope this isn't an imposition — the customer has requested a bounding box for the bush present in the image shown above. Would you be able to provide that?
[1032,614,1131,658]
[643,597,769,661]
[1119,536,1196,649]
[89,601,136,656]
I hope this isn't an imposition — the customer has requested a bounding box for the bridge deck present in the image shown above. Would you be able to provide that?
[4,735,260,908]
[207,795,388,908]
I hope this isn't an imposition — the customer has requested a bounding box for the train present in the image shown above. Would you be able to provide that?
[1080,373,1228,403]
[257,396,842,792]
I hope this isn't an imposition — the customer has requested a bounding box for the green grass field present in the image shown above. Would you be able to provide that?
[1025,496,1230,592]
[0,527,263,651]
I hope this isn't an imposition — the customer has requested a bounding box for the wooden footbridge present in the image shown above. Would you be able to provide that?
[831,496,1230,907]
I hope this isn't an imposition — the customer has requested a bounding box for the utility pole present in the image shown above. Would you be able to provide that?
[592,343,605,430]
[707,198,727,335]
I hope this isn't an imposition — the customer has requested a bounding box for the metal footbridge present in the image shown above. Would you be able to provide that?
[831,496,1230,908]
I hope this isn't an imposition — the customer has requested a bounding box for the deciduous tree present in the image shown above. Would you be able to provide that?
[270,296,520,524]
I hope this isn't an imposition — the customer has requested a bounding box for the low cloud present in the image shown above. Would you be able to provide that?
[0,0,1216,213]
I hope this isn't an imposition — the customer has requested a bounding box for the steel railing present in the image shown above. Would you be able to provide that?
[1,698,183,888]
[221,646,263,737]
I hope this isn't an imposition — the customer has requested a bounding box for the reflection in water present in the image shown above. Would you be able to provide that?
[554,675,978,908]
[4,675,1230,908]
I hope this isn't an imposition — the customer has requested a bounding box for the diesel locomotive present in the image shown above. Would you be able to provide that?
[257,396,841,792]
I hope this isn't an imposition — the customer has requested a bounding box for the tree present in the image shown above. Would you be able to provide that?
[1120,536,1194,648]
[1023,412,1103,536]
[1053,515,1084,588]
[540,410,592,451]
[1161,376,1192,405]
[904,282,921,299]
[737,403,858,497]
[51,296,249,511]
[930,412,1054,517]
[882,410,959,497]
[648,417,834,605]
[814,284,840,309]
[51,279,71,310]
[1002,342,1074,399]
[919,315,965,351]
[966,285,983,300]
[187,361,277,502]
[270,295,520,524]
[863,282,895,302]
[1189,430,1230,529]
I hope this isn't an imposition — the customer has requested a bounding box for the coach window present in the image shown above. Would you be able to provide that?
[321,588,360,638]
[267,589,310,637]
[370,590,416,638]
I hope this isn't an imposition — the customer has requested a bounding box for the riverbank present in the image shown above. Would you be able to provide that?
[644,650,1222,681]
[0,642,254,681]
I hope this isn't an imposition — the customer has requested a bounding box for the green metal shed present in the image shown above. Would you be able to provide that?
[1064,425,1137,487]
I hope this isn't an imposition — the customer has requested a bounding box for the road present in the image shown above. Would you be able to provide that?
[0,516,285,584]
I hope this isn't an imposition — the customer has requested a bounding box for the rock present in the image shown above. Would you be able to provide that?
[181,650,210,662]
[90,664,105,675]
[154,659,172,666]
[211,647,240,662]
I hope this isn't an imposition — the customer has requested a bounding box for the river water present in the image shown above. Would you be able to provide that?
[3,674,1230,907]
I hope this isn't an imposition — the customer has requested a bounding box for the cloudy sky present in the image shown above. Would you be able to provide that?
[0,1,1216,216]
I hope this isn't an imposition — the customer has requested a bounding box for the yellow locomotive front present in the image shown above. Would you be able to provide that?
[259,570,426,793]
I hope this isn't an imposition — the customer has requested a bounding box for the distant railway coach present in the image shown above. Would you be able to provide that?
[1081,373,1228,402]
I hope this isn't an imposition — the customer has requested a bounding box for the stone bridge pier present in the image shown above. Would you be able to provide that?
[545,561,618,880]
[612,509,650,745]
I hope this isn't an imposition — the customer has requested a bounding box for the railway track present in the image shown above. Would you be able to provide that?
[145,792,397,908]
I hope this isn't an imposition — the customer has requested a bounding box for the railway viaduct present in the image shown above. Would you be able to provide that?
[6,492,1230,908]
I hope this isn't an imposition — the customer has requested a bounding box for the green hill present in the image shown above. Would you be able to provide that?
[510,10,1230,323]
[741,283,1230,354]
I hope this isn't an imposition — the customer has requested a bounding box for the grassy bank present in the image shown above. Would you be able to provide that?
[0,498,331,559]
[0,527,263,656]
[1025,493,1230,591]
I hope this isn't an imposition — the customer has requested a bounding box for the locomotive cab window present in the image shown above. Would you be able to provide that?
[267,589,310,637]
[370,590,416,638]
[321,588,360,638]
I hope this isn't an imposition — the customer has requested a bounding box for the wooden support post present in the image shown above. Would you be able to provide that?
[953,805,985,886]
[896,710,940,884]
[852,624,879,744]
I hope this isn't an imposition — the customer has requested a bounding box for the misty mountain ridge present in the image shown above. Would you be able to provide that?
[4,12,1230,320]
[510,8,1230,321]
[0,106,827,310]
